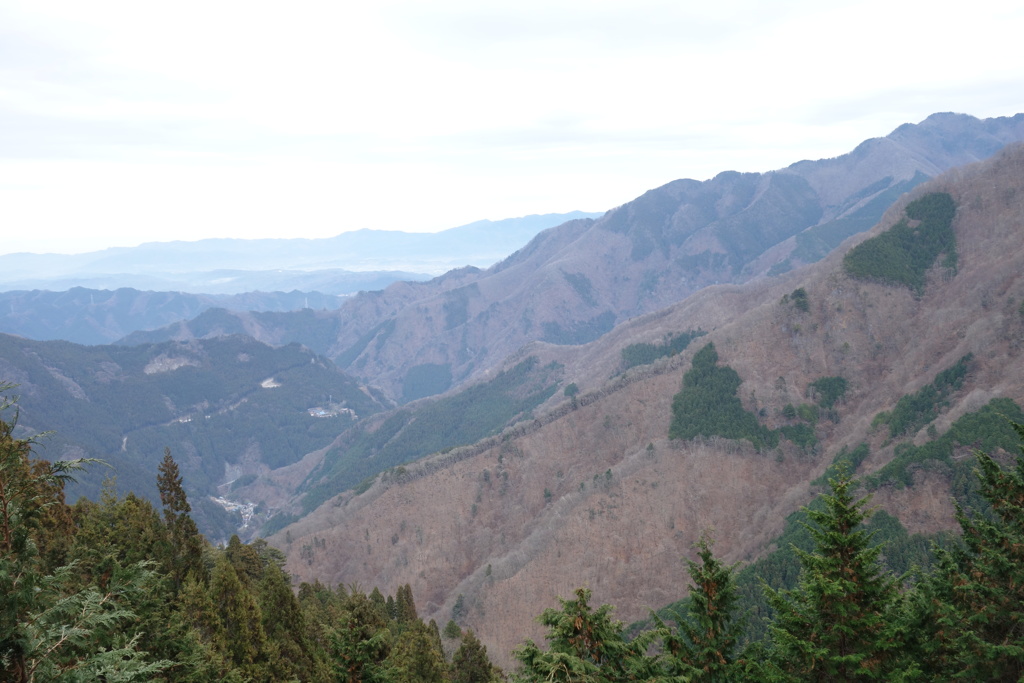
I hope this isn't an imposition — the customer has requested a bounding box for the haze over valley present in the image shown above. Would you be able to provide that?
[5,112,1024,675]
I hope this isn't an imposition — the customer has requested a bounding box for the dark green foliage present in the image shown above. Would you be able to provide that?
[620,329,705,371]
[442,619,462,640]
[0,390,170,681]
[669,343,778,450]
[451,629,498,683]
[867,397,1023,489]
[402,363,453,403]
[395,583,418,624]
[898,421,1024,680]
[842,192,957,293]
[721,456,940,645]
[810,376,848,409]
[0,333,383,539]
[813,443,870,486]
[790,287,810,312]
[797,403,819,425]
[873,353,972,439]
[330,590,393,683]
[669,345,828,451]
[779,423,817,450]
[298,357,559,516]
[764,468,903,680]
[452,593,465,622]
[387,620,447,682]
[792,172,930,264]
[157,449,205,593]
[3,384,500,682]
[512,588,653,682]
[661,535,744,680]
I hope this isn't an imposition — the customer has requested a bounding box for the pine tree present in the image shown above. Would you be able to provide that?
[764,467,902,681]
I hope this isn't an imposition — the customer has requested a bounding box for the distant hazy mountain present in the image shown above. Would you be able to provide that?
[0,212,601,294]
[125,113,1024,402]
[0,288,351,345]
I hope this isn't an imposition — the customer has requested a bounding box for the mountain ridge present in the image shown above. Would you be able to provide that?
[0,211,601,293]
[122,113,1024,403]
[270,142,1024,667]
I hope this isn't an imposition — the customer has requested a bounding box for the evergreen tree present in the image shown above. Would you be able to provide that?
[209,554,270,678]
[512,587,654,682]
[443,619,463,640]
[396,583,419,624]
[451,629,498,683]
[258,563,323,681]
[906,421,1024,680]
[764,467,902,681]
[156,448,205,592]
[331,590,393,683]
[385,619,447,682]
[660,534,744,680]
[0,388,168,681]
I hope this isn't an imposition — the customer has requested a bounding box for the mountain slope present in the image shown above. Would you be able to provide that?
[272,142,1024,666]
[133,113,1024,402]
[0,333,387,540]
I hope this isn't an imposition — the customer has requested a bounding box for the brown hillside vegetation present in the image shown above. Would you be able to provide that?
[147,114,1024,403]
[275,143,1024,666]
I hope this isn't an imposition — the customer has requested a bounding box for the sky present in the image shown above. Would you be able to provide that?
[1,0,1022,256]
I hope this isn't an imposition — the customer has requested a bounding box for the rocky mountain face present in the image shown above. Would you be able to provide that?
[271,143,1024,667]
[133,113,1024,403]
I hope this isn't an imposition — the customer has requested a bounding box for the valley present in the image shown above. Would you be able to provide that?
[3,113,1024,671]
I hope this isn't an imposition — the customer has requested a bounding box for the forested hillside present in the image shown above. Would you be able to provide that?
[4,118,1024,676]
[126,113,1024,403]
[275,143,1024,666]
[5,387,1024,680]
[0,333,386,540]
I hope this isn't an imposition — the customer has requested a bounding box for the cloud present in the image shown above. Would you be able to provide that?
[0,0,1023,254]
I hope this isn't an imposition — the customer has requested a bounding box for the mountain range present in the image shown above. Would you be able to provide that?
[267,140,1024,666]
[2,112,1024,667]
[125,112,1024,403]
[0,212,600,294]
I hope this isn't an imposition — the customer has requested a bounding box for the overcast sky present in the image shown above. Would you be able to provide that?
[2,0,1022,255]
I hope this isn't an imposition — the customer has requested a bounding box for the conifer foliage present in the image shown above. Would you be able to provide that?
[763,466,902,681]
[910,421,1024,681]
[660,534,744,680]
[0,383,497,682]
[9,380,1024,681]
